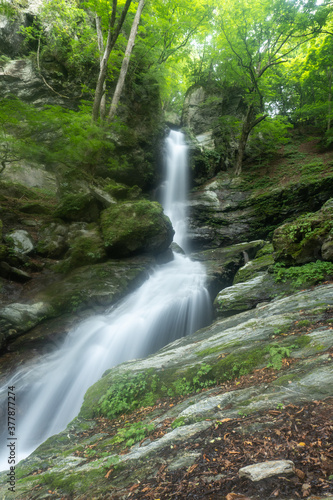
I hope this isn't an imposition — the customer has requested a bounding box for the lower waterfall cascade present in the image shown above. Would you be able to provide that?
[0,130,212,470]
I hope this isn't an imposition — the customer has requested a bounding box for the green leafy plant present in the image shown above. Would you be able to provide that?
[273,261,333,288]
[266,343,294,370]
[104,455,120,469]
[111,422,155,448]
[98,371,159,420]
[171,417,186,429]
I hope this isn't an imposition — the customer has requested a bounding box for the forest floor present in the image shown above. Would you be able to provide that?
[127,398,333,500]
[240,131,333,193]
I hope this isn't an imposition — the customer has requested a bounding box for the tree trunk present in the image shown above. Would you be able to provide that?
[235,105,268,176]
[96,15,106,120]
[92,0,132,122]
[327,66,332,132]
[108,0,145,122]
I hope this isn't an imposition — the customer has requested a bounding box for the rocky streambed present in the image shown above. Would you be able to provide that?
[1,282,332,499]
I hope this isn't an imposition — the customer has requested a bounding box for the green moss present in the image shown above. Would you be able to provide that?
[195,344,227,358]
[105,181,142,200]
[53,230,106,273]
[100,199,173,257]
[40,465,104,495]
[255,243,274,258]
[297,320,311,328]
[195,340,242,357]
[233,253,274,284]
[54,193,99,222]
[273,372,301,386]
[293,335,312,348]
[0,244,7,260]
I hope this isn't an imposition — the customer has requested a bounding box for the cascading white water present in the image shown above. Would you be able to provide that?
[162,130,188,250]
[0,130,212,470]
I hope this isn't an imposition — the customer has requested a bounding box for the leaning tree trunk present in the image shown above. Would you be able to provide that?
[235,105,254,176]
[96,15,107,120]
[327,66,332,132]
[235,105,268,176]
[108,0,145,122]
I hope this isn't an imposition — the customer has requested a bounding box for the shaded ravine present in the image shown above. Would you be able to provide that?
[0,130,212,470]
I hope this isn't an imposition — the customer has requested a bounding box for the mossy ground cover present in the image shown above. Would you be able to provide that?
[239,133,333,194]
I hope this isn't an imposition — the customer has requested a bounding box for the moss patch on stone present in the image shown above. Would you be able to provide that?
[100,199,174,257]
[54,193,101,222]
[273,199,333,265]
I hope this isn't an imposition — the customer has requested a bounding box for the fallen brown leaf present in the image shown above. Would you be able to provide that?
[226,494,251,500]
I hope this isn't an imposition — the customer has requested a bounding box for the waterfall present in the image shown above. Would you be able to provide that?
[0,130,212,470]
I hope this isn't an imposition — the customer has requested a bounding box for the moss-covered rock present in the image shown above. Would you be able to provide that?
[322,237,333,261]
[53,223,107,273]
[273,198,333,265]
[0,244,7,260]
[54,193,101,222]
[5,229,34,255]
[37,256,155,316]
[233,253,274,285]
[214,273,301,318]
[100,200,174,257]
[36,222,69,258]
[19,201,51,214]
[0,301,55,350]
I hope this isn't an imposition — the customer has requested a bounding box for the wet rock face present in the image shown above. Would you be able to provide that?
[188,176,333,252]
[0,58,70,108]
[0,301,54,349]
[0,12,29,58]
[182,85,243,136]
[191,240,266,299]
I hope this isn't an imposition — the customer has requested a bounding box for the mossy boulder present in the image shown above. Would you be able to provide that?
[36,222,69,258]
[273,198,333,265]
[100,200,174,257]
[54,223,107,273]
[19,202,51,215]
[322,237,333,261]
[5,229,34,255]
[37,256,155,316]
[0,302,55,350]
[214,273,300,318]
[54,193,101,222]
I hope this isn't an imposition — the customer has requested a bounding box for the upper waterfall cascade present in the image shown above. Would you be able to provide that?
[0,130,212,470]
